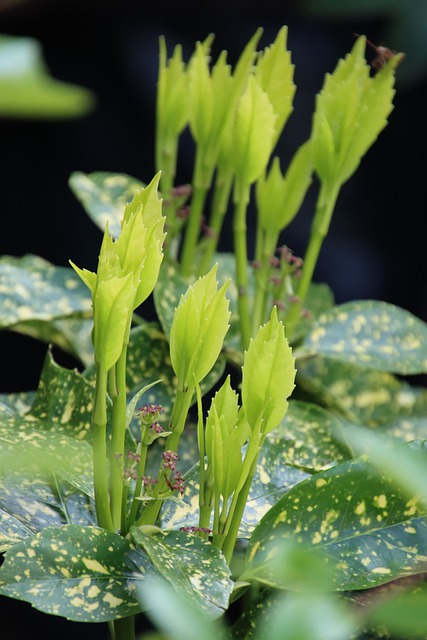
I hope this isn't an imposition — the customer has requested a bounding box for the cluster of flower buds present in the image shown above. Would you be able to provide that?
[165,470,185,496]
[179,526,212,535]
[137,403,162,424]
[162,449,179,471]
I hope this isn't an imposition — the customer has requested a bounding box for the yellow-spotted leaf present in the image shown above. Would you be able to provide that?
[0,525,159,622]
[299,301,427,374]
[0,401,96,550]
[246,447,427,591]
[131,528,233,619]
[0,255,92,330]
[296,354,427,430]
[69,171,144,238]
[30,347,95,441]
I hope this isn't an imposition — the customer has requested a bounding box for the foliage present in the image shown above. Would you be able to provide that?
[1,27,426,640]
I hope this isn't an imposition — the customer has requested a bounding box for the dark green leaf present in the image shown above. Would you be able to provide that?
[296,354,427,428]
[0,525,159,622]
[0,255,92,334]
[246,448,427,591]
[131,528,233,619]
[30,348,95,442]
[299,301,427,374]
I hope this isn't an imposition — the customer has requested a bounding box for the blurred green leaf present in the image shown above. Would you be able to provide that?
[0,35,95,118]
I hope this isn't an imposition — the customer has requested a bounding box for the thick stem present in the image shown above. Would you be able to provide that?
[252,228,279,335]
[233,184,252,351]
[92,363,114,531]
[197,169,234,276]
[109,347,128,531]
[180,184,208,277]
[285,180,340,339]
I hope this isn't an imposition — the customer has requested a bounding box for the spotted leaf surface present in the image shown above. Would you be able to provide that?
[69,171,145,237]
[30,348,95,441]
[296,354,427,428]
[131,528,233,619]
[0,255,92,328]
[0,401,95,550]
[0,473,96,552]
[299,301,427,374]
[0,525,159,622]
[246,448,427,591]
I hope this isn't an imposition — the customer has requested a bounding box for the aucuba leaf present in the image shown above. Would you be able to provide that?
[169,264,230,389]
[232,75,276,191]
[92,274,135,370]
[256,140,313,233]
[311,35,402,186]
[242,307,296,434]
[157,37,189,144]
[254,25,296,148]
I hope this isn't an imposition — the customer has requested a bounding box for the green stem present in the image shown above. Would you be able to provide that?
[221,460,258,566]
[136,386,194,526]
[197,168,234,276]
[109,347,128,531]
[252,228,279,335]
[285,180,340,339]
[92,363,114,531]
[127,437,149,530]
[180,184,209,277]
[233,184,252,351]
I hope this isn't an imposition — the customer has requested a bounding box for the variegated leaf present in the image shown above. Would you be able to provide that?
[298,301,427,374]
[0,525,158,622]
[131,528,233,619]
[69,171,144,237]
[246,442,427,591]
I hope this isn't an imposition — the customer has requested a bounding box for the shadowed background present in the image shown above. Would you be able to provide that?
[0,1,426,376]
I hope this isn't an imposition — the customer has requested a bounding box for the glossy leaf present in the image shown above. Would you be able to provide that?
[170,264,230,388]
[69,171,144,238]
[0,525,159,622]
[30,347,95,441]
[242,307,295,434]
[131,528,233,619]
[0,255,91,329]
[299,300,427,374]
[246,446,427,590]
[296,354,427,428]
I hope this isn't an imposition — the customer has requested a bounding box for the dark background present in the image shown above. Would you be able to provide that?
[0,1,426,635]
[1,0,427,393]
